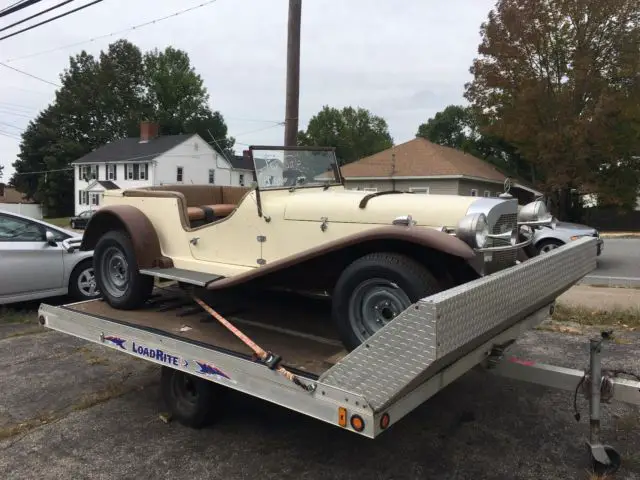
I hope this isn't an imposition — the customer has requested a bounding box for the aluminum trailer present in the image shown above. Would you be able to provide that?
[37,237,640,475]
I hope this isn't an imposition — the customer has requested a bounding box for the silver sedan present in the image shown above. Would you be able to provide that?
[0,210,100,305]
[532,221,604,256]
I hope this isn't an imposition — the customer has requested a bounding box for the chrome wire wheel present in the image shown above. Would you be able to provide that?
[77,267,98,297]
[348,278,412,342]
[100,246,130,298]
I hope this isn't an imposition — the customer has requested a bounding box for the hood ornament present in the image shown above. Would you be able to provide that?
[499,177,514,199]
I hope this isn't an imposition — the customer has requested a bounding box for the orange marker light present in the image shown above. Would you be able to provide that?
[350,415,365,432]
[338,407,347,427]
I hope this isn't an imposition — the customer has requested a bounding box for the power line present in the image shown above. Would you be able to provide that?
[4,0,220,63]
[0,0,76,34]
[0,0,104,42]
[0,0,43,19]
[0,61,60,86]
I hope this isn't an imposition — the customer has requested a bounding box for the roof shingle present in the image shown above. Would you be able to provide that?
[338,137,506,182]
[71,134,195,165]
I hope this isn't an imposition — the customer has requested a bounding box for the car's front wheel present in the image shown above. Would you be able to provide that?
[68,260,101,301]
[93,230,154,309]
[536,239,564,255]
[331,252,443,351]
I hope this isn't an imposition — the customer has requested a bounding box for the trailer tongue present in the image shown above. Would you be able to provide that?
[37,237,640,475]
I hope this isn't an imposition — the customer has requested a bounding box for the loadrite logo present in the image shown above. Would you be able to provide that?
[131,341,180,366]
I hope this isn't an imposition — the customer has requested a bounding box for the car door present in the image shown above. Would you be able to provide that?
[0,213,65,297]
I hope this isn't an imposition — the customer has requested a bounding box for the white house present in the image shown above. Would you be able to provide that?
[71,121,251,215]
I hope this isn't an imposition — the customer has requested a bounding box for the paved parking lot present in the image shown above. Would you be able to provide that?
[584,239,640,287]
[1,305,639,480]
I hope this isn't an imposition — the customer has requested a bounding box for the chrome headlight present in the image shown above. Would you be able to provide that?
[518,199,555,228]
[518,200,549,223]
[456,213,490,248]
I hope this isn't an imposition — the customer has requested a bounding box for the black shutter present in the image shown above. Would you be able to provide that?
[114,164,117,181]
[144,163,148,180]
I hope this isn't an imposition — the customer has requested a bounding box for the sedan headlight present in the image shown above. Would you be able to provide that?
[456,213,490,248]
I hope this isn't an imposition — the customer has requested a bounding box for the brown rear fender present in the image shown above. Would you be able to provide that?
[80,205,171,269]
[206,226,476,291]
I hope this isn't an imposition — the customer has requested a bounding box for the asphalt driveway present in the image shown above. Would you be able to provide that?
[1,309,639,480]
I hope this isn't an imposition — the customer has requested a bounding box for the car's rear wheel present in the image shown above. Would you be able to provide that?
[332,252,443,351]
[94,230,154,309]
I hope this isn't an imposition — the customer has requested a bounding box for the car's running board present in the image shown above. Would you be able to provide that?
[139,267,224,287]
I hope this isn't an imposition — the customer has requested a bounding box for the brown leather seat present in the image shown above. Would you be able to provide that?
[187,203,237,222]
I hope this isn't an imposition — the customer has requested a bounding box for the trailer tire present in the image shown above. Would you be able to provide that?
[93,229,154,309]
[160,367,224,429]
[332,252,443,351]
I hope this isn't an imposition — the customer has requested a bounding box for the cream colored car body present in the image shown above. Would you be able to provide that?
[99,185,481,277]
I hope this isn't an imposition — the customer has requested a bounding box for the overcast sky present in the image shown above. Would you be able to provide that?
[0,0,495,180]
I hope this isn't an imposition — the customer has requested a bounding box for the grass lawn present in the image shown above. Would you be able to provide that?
[44,217,71,228]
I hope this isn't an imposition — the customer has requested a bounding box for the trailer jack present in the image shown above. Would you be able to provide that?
[488,330,640,476]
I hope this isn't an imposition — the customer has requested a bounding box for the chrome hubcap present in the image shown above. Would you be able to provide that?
[348,278,411,341]
[101,246,129,298]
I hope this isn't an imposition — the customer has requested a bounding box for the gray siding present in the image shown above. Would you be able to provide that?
[458,179,504,198]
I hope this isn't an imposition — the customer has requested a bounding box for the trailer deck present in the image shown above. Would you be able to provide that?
[37,237,640,474]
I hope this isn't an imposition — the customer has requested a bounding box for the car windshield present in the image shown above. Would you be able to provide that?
[250,147,341,189]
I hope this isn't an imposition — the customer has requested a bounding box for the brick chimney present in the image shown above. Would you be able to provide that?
[139,121,159,143]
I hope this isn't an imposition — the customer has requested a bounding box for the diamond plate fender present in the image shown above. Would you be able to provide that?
[319,237,598,412]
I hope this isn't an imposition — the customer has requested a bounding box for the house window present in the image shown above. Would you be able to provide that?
[470,189,478,197]
[79,165,97,181]
[239,174,244,186]
[177,166,183,182]
[106,164,116,181]
[208,169,215,184]
[91,193,100,205]
[484,190,491,197]
[139,163,148,180]
[410,187,429,194]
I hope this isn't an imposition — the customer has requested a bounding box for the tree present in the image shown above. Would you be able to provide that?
[297,106,393,164]
[464,0,640,219]
[11,40,234,216]
[416,104,532,181]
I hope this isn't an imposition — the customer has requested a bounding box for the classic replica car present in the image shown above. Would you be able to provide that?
[80,146,556,351]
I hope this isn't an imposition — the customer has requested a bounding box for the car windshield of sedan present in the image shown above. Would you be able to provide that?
[251,147,341,189]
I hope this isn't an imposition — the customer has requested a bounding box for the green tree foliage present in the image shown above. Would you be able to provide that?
[416,105,533,182]
[464,0,640,218]
[297,106,393,164]
[11,39,233,216]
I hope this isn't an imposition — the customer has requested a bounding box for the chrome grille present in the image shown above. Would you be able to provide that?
[488,213,518,273]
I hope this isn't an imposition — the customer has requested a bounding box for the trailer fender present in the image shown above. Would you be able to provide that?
[80,205,171,269]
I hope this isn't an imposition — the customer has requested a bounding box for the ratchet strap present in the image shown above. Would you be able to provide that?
[192,296,314,392]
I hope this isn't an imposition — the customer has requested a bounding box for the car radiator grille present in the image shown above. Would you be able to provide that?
[488,213,518,272]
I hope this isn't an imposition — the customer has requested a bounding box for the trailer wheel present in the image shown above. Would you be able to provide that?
[332,252,443,351]
[160,367,225,429]
[93,230,154,309]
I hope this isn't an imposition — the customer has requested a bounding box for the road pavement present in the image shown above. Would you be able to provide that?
[582,238,640,287]
[1,316,639,480]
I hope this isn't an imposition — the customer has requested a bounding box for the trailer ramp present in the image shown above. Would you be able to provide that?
[320,237,598,413]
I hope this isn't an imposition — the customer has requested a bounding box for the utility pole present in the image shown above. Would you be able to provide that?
[284,0,301,147]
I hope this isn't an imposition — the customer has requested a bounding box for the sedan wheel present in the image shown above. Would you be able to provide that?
[68,261,101,301]
[537,240,564,254]
[77,267,98,297]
